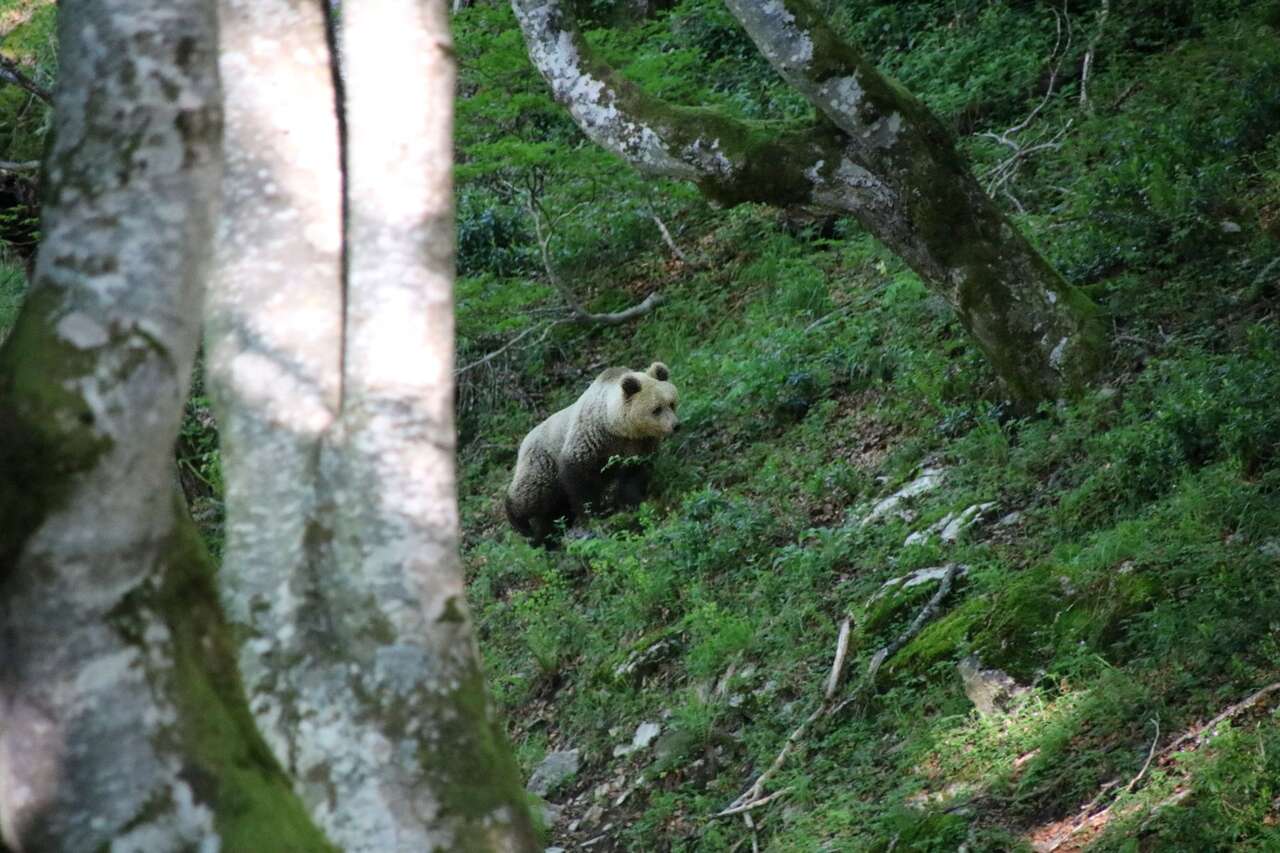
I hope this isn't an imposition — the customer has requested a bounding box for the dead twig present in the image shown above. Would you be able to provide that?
[980,4,1074,211]
[1158,681,1280,761]
[831,563,964,719]
[1124,717,1160,795]
[0,55,51,104]
[716,618,853,818]
[520,188,666,326]
[865,563,962,683]
[455,319,558,376]
[0,159,39,173]
[717,788,792,818]
[650,211,697,267]
[1079,0,1110,112]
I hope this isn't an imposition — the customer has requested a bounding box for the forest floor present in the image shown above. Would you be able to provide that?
[452,2,1280,849]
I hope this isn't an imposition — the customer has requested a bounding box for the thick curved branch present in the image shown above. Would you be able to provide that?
[513,0,1108,404]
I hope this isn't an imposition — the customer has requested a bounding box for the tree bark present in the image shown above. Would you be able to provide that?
[511,0,1106,404]
[209,0,537,848]
[0,2,323,850]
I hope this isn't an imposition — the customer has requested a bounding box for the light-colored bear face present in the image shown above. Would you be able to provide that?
[613,361,680,440]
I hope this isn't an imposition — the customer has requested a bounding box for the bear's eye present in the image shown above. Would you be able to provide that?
[652,406,662,416]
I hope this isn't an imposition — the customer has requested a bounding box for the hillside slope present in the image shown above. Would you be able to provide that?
[455,1,1280,849]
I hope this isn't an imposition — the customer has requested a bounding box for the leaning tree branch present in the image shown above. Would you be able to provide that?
[0,54,52,104]
[0,159,40,173]
[512,0,1108,406]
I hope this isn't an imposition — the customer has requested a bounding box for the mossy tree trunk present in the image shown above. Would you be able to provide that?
[0,2,326,850]
[208,0,537,849]
[511,0,1107,404]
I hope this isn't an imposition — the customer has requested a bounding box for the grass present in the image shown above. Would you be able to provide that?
[452,1,1280,848]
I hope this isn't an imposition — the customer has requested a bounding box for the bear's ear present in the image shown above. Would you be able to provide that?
[647,362,670,382]
[621,375,643,398]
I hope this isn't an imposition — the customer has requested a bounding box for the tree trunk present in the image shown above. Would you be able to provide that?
[0,2,324,850]
[511,0,1106,404]
[208,0,537,848]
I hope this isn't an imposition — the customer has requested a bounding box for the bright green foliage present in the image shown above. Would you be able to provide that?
[0,0,55,161]
[6,0,1280,847]
[453,0,1280,848]
[0,253,24,343]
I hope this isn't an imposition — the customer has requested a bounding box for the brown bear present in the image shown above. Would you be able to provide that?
[505,362,680,544]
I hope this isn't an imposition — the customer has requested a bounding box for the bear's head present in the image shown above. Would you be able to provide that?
[614,361,680,439]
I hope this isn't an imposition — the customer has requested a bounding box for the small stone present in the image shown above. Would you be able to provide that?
[862,467,945,525]
[1220,220,1243,233]
[532,797,563,827]
[613,720,663,757]
[996,511,1022,528]
[527,749,579,797]
[958,654,1026,717]
[546,848,566,853]
[584,804,605,825]
[1259,538,1280,559]
[870,565,969,604]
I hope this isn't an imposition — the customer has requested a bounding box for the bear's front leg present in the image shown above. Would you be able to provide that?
[613,462,651,510]
[559,460,608,522]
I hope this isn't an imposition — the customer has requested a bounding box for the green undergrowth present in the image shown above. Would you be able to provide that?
[455,0,1280,849]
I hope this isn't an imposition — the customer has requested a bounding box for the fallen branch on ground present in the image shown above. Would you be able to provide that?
[522,186,667,327]
[1158,681,1280,761]
[716,618,852,818]
[0,159,39,173]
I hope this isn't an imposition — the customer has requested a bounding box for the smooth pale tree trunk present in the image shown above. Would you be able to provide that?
[0,2,323,850]
[208,0,536,848]
[511,0,1106,405]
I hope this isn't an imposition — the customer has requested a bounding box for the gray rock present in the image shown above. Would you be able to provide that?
[531,797,563,827]
[939,502,996,543]
[958,655,1026,716]
[614,638,678,681]
[612,721,662,757]
[870,565,970,604]
[863,467,946,525]
[1259,538,1280,560]
[527,749,580,796]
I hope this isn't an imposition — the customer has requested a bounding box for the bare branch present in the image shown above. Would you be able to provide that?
[0,159,40,173]
[1080,0,1110,112]
[650,212,694,266]
[0,54,52,104]
[455,319,559,376]
[522,186,667,326]
[864,563,962,683]
[717,617,852,817]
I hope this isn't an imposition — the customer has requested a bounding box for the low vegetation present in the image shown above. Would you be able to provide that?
[452,0,1280,848]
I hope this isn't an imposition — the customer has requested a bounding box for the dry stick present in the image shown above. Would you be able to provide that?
[865,563,962,683]
[1123,717,1160,795]
[1060,686,1280,846]
[980,4,1073,207]
[716,618,853,817]
[0,159,39,173]
[454,319,557,376]
[716,788,792,818]
[1158,681,1280,760]
[525,192,666,326]
[1079,0,1110,112]
[0,55,51,104]
[650,212,693,266]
